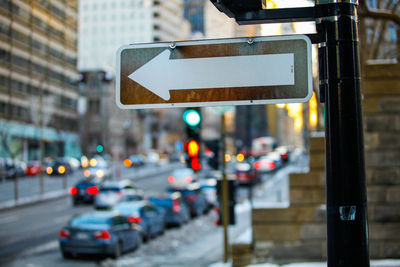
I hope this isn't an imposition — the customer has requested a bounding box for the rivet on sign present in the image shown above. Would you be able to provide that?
[247,38,254,45]
[169,42,176,49]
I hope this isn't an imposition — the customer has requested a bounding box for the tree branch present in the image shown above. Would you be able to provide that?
[359,7,400,27]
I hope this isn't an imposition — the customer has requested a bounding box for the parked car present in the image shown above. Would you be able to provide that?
[253,152,282,174]
[235,162,260,185]
[112,201,165,242]
[275,146,291,163]
[0,158,26,179]
[167,168,196,185]
[70,178,103,206]
[59,211,141,259]
[149,192,190,227]
[45,158,72,176]
[167,183,208,217]
[94,180,137,209]
[198,178,218,210]
[26,160,41,176]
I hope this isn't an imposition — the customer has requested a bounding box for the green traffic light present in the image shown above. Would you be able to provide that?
[96,145,104,153]
[183,109,201,127]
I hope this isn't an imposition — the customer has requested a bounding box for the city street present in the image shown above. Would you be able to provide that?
[0,158,306,267]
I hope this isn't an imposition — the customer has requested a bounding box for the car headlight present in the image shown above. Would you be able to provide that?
[96,169,104,178]
[84,169,91,177]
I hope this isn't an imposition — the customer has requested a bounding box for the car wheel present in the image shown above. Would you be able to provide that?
[142,230,150,243]
[111,242,121,259]
[62,251,73,259]
[159,223,165,235]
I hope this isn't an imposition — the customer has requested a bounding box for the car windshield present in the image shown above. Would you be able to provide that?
[70,214,111,226]
[113,205,141,216]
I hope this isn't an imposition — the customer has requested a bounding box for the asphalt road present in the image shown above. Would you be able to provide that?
[0,164,182,265]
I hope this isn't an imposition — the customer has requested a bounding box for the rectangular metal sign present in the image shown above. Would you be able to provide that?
[116,35,312,109]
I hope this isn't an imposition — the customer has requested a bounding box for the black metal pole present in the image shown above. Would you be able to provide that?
[317,1,370,266]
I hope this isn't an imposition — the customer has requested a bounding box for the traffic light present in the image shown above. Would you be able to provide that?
[183,108,202,171]
[182,108,201,140]
[210,0,262,18]
[205,140,220,170]
[96,144,104,153]
[187,140,200,158]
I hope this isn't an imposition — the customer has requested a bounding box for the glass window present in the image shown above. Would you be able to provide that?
[70,215,111,226]
[0,48,10,62]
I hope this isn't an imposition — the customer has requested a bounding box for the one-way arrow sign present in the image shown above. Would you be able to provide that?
[116,35,312,109]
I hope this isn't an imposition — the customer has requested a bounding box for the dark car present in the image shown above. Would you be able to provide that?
[46,158,72,176]
[167,183,208,217]
[112,201,165,242]
[59,211,141,259]
[199,178,218,210]
[149,192,190,227]
[235,162,260,185]
[70,178,103,206]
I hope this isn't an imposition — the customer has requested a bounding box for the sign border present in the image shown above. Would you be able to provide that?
[116,35,312,109]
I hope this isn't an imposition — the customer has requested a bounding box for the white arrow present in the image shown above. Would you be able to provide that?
[128,49,294,101]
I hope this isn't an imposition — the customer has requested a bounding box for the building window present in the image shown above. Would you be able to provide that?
[0,48,10,63]
[0,0,11,11]
[389,25,397,42]
[0,21,10,36]
[12,30,30,45]
[88,99,100,113]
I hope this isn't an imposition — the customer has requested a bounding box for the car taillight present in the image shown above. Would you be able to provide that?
[254,161,261,169]
[185,195,198,202]
[185,176,192,183]
[268,161,276,170]
[94,230,111,240]
[87,186,98,195]
[127,216,142,224]
[69,187,78,195]
[168,176,175,183]
[172,199,181,214]
[59,228,70,238]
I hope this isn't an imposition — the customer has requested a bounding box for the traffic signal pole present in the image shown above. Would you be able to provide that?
[210,0,370,266]
[221,112,229,263]
[317,1,369,266]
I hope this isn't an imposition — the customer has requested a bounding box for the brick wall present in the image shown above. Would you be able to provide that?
[363,60,400,259]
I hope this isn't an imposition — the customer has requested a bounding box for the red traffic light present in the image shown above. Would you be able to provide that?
[191,157,201,171]
[187,140,200,158]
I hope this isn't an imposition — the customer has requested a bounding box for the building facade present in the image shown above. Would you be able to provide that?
[0,0,81,161]
[78,0,190,155]
[78,0,191,71]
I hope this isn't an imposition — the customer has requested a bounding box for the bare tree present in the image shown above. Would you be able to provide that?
[358,0,400,62]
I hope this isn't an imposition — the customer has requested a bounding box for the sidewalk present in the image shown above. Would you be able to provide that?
[0,162,183,211]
